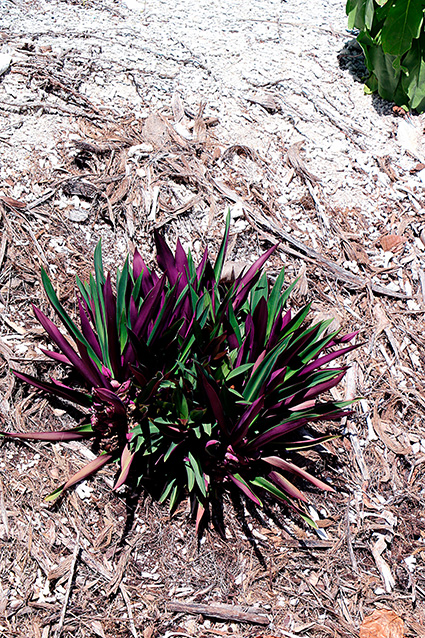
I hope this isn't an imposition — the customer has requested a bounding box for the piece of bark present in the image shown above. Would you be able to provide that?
[244,208,408,300]
[166,602,269,625]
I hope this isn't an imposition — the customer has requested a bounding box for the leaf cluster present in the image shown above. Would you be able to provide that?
[347,0,425,112]
[3,218,357,531]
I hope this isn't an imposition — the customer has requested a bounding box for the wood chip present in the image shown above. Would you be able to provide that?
[360,609,404,638]
[378,234,408,253]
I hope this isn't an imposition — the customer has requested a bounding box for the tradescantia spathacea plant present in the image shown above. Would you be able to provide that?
[2,216,358,531]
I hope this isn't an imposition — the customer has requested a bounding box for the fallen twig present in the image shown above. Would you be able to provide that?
[166,602,269,625]
[55,531,80,638]
[243,208,408,299]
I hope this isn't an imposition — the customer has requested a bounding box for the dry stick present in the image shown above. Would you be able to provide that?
[166,602,269,626]
[343,357,370,481]
[346,503,359,575]
[119,583,139,638]
[0,479,9,539]
[243,208,408,300]
[0,100,117,122]
[55,531,80,638]
[0,233,7,273]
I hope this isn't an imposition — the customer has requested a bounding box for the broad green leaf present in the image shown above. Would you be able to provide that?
[381,0,425,57]
[401,37,425,111]
[250,272,268,313]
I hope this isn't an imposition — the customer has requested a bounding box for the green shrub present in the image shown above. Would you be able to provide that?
[347,0,425,112]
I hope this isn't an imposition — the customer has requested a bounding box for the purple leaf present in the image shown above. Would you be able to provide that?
[252,296,268,358]
[78,298,102,360]
[233,244,277,311]
[175,239,190,284]
[33,306,103,389]
[154,230,179,285]
[268,470,307,502]
[229,474,261,506]
[246,417,310,450]
[237,245,277,290]
[40,348,72,365]
[268,308,292,349]
[300,370,347,401]
[327,330,359,347]
[263,455,335,492]
[301,344,359,376]
[132,277,166,339]
[199,371,229,436]
[12,370,92,408]
[196,247,209,286]
[61,453,114,491]
[231,396,264,446]
[103,273,121,380]
[1,429,88,441]
[133,249,159,296]
[114,444,134,489]
[93,388,127,416]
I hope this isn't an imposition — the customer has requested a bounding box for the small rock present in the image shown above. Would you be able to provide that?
[67,208,90,223]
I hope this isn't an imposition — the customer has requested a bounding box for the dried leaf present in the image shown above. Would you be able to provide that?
[371,536,396,593]
[0,196,27,209]
[379,234,408,252]
[360,609,404,638]
[220,261,248,284]
[286,141,319,183]
[247,93,279,113]
[142,113,169,147]
[372,407,411,455]
[108,177,130,206]
[62,180,98,199]
[373,302,391,336]
[91,620,106,638]
[194,116,207,142]
[171,92,184,123]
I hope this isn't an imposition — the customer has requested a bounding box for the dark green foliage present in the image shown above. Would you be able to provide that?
[347,0,425,112]
[3,219,357,531]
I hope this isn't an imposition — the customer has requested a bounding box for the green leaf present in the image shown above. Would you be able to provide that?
[250,476,317,527]
[250,272,268,313]
[381,0,425,57]
[225,363,254,381]
[89,274,111,370]
[266,268,287,338]
[94,240,106,287]
[159,478,176,503]
[401,37,425,111]
[164,442,178,462]
[169,483,181,512]
[188,451,207,497]
[116,258,129,350]
[365,0,375,30]
[185,461,196,492]
[214,211,230,281]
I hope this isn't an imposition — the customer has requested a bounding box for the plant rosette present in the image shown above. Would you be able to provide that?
[2,217,358,532]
